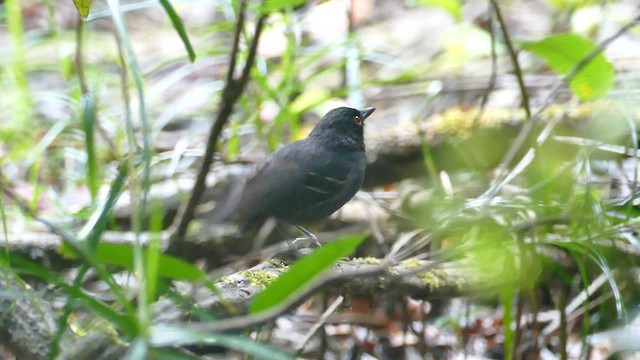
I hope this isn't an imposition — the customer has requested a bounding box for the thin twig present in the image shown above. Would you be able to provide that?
[296,295,344,354]
[75,17,117,186]
[113,20,134,160]
[530,289,541,358]
[473,3,498,123]
[170,1,267,249]
[237,15,265,92]
[512,291,524,359]
[223,0,246,96]
[75,17,89,95]
[558,285,568,360]
[489,0,530,118]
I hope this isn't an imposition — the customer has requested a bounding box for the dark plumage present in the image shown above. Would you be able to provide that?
[214,106,375,230]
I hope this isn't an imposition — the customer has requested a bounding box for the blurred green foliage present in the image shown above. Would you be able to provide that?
[0,0,637,357]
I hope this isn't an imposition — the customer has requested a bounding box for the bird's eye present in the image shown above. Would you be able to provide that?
[354,116,362,126]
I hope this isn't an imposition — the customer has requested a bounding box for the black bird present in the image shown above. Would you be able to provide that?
[214,106,375,239]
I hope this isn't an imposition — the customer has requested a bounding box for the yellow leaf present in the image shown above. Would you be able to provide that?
[73,0,91,18]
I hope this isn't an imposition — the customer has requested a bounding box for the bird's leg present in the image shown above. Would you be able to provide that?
[277,223,321,249]
[293,224,321,248]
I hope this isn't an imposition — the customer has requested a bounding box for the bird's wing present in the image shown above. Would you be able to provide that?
[301,169,348,201]
[236,143,311,223]
[236,141,349,224]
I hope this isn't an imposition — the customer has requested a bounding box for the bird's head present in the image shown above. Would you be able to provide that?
[309,107,375,150]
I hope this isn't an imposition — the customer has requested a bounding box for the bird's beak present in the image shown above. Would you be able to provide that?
[359,107,376,121]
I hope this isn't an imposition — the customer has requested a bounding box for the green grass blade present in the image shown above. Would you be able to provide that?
[501,287,515,360]
[81,94,99,201]
[150,348,201,360]
[5,0,34,130]
[145,200,164,303]
[586,249,625,319]
[107,0,152,230]
[0,193,8,261]
[150,325,294,360]
[78,162,128,248]
[126,338,149,360]
[159,0,196,62]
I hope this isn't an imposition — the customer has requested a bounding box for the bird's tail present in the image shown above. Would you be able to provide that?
[206,173,246,224]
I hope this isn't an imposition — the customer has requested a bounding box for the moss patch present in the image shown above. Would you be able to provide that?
[353,257,383,265]
[417,268,464,291]
[241,269,279,288]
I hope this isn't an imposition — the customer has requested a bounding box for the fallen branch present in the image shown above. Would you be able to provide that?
[0,252,471,357]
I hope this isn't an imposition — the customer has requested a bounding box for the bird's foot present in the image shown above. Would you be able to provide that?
[293,225,322,248]
[293,225,321,248]
[291,236,321,249]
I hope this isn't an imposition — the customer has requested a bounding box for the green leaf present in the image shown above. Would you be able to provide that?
[62,243,206,281]
[73,0,91,18]
[100,243,205,281]
[521,34,615,100]
[249,234,365,314]
[262,0,308,13]
[415,0,462,20]
[150,325,294,360]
